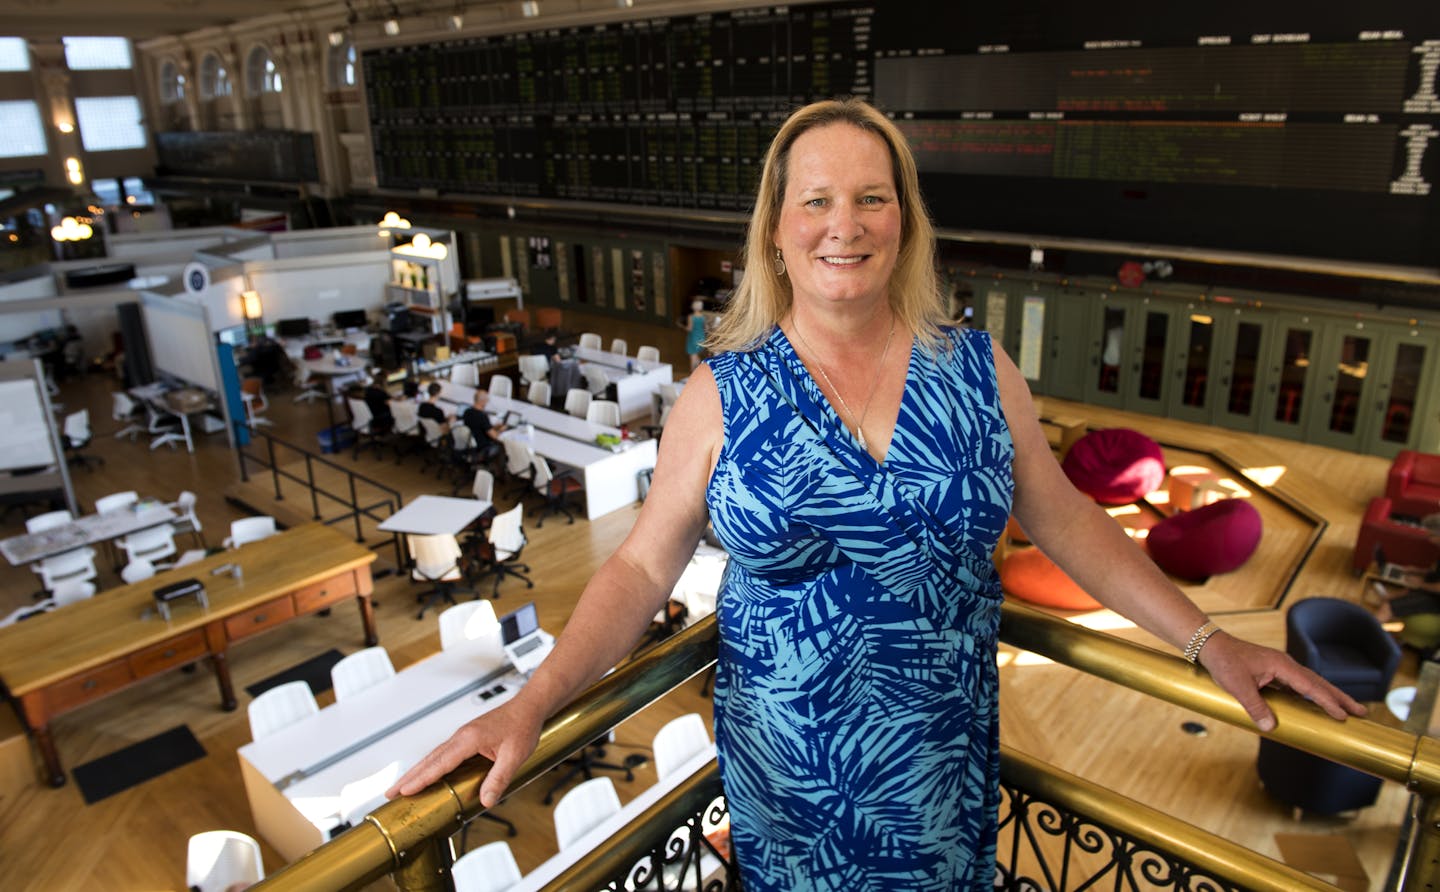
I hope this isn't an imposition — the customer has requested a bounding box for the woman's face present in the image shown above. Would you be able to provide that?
[774,122,902,314]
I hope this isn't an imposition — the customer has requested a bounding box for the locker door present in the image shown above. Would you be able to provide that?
[1040,288,1090,401]
[1083,296,1131,409]
[1122,300,1183,416]
[1362,329,1438,458]
[1209,310,1275,433]
[1258,315,1320,440]
[1015,291,1049,391]
[974,283,1020,359]
[1166,304,1221,425]
[1306,322,1380,452]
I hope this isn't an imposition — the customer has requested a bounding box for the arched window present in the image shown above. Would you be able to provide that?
[199,52,231,99]
[328,39,356,90]
[159,60,185,104]
[245,46,283,96]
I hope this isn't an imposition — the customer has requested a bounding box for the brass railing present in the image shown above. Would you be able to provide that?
[253,603,1440,891]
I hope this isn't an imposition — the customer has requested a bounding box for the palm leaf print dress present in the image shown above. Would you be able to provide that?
[705,325,1015,891]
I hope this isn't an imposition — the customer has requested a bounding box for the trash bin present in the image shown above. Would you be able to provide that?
[318,424,355,454]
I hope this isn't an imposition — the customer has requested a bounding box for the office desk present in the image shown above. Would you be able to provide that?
[0,501,177,566]
[513,745,719,891]
[435,382,657,519]
[238,636,529,861]
[130,383,216,453]
[379,494,491,536]
[0,523,377,787]
[571,346,674,424]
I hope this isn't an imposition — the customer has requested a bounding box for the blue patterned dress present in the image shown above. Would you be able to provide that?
[705,325,1014,891]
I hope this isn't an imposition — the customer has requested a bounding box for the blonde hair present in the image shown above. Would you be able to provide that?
[707,98,946,354]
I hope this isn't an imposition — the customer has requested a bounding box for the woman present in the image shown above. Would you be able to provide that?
[389,99,1363,889]
[683,298,707,371]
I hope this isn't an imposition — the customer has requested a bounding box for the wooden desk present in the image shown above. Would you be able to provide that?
[0,523,377,787]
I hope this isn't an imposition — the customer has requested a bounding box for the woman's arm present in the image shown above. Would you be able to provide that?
[992,345,1364,731]
[388,365,723,805]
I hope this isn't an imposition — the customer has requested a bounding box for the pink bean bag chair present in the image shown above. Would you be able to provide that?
[1146,499,1263,580]
[1061,428,1167,505]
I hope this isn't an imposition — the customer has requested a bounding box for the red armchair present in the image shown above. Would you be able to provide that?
[1353,496,1440,573]
[1387,450,1440,518]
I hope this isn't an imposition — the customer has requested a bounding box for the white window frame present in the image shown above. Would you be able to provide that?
[0,101,47,158]
[74,96,147,152]
[62,36,133,71]
[200,52,232,99]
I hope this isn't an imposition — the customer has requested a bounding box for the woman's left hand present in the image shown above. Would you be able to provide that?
[1197,631,1367,732]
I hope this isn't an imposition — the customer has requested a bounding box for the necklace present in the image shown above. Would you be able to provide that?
[791,313,896,452]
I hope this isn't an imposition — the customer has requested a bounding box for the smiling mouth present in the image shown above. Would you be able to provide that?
[820,256,865,266]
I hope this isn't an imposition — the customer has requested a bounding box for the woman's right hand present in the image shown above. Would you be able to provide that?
[384,697,545,808]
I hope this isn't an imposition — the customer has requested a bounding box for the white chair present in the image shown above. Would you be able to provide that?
[439,600,499,651]
[169,490,205,548]
[451,363,481,387]
[472,469,495,503]
[563,388,592,419]
[578,332,602,351]
[63,410,102,470]
[112,391,145,440]
[553,776,622,850]
[517,354,549,385]
[527,380,551,408]
[34,547,98,592]
[609,338,628,356]
[410,533,472,619]
[475,504,533,598]
[586,400,621,428]
[501,438,536,494]
[292,361,325,404]
[120,559,157,585]
[247,680,319,741]
[392,399,420,437]
[94,491,139,513]
[451,840,523,892]
[652,713,712,782]
[49,579,97,608]
[488,375,513,399]
[224,516,277,549]
[241,378,274,428]
[584,365,611,396]
[25,509,73,533]
[330,646,396,702]
[635,345,660,364]
[186,830,265,892]
[119,524,178,567]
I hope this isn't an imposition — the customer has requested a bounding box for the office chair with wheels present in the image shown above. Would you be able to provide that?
[609,338,628,356]
[186,830,265,892]
[488,375,513,400]
[247,680,319,741]
[94,490,138,513]
[63,410,103,470]
[410,533,474,619]
[578,332,603,351]
[551,775,623,841]
[471,469,495,504]
[530,455,584,527]
[25,509,73,533]
[635,345,661,364]
[450,841,522,892]
[224,516,278,549]
[586,400,621,428]
[34,547,98,593]
[168,490,206,549]
[472,504,533,598]
[121,558,158,585]
[119,524,178,568]
[438,601,499,651]
[563,388,592,420]
[241,377,274,428]
[526,379,551,408]
[652,713,712,782]
[111,391,145,440]
[330,646,396,701]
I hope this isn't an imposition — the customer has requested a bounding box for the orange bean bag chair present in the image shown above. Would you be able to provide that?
[999,546,1101,610]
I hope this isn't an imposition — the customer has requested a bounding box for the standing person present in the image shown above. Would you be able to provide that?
[388,99,1363,890]
[683,299,707,371]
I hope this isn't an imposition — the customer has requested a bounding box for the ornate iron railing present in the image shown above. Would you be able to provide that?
[252,603,1440,892]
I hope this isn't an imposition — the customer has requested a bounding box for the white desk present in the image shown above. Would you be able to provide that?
[435,382,657,520]
[238,636,526,862]
[130,383,213,453]
[570,347,674,424]
[512,745,720,891]
[379,495,491,536]
[0,501,177,566]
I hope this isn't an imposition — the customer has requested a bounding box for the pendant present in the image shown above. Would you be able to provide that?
[855,427,867,450]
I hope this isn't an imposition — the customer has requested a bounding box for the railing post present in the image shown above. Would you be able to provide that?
[349,475,362,542]
[1402,795,1440,891]
[306,454,321,519]
[268,437,283,501]
[237,437,250,483]
[393,836,456,892]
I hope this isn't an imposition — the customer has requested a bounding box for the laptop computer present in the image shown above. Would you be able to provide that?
[500,601,551,675]
[1374,545,1409,582]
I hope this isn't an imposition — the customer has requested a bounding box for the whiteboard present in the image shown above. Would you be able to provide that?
[0,378,57,472]
[142,293,218,391]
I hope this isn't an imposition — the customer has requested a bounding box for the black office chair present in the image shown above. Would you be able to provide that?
[408,534,474,620]
[540,733,636,806]
[466,505,533,599]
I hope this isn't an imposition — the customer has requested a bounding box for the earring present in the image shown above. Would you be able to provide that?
[773,249,786,277]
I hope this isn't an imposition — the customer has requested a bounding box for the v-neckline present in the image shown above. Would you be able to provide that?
[770,325,914,467]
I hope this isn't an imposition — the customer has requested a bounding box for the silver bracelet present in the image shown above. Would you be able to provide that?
[1183,620,1220,664]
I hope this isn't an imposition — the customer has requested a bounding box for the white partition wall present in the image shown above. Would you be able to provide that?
[141,292,221,393]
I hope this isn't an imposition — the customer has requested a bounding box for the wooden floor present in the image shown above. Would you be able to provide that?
[0,370,1416,890]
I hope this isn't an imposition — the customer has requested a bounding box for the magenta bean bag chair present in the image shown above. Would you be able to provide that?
[999,546,1101,611]
[1146,499,1263,580]
[1061,428,1167,504]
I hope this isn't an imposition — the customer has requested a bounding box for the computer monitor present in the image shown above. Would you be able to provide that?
[499,601,539,645]
[275,317,312,338]
[332,309,368,330]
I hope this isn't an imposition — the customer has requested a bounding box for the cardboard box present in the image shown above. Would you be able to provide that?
[423,342,451,362]
[493,332,516,354]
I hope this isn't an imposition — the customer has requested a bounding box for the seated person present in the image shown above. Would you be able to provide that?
[417,381,452,431]
[363,373,395,434]
[1371,514,1440,622]
[461,390,508,460]
[536,331,560,362]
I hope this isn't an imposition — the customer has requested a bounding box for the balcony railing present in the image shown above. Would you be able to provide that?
[251,602,1440,892]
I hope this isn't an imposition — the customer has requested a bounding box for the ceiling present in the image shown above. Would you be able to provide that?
[5,0,331,41]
